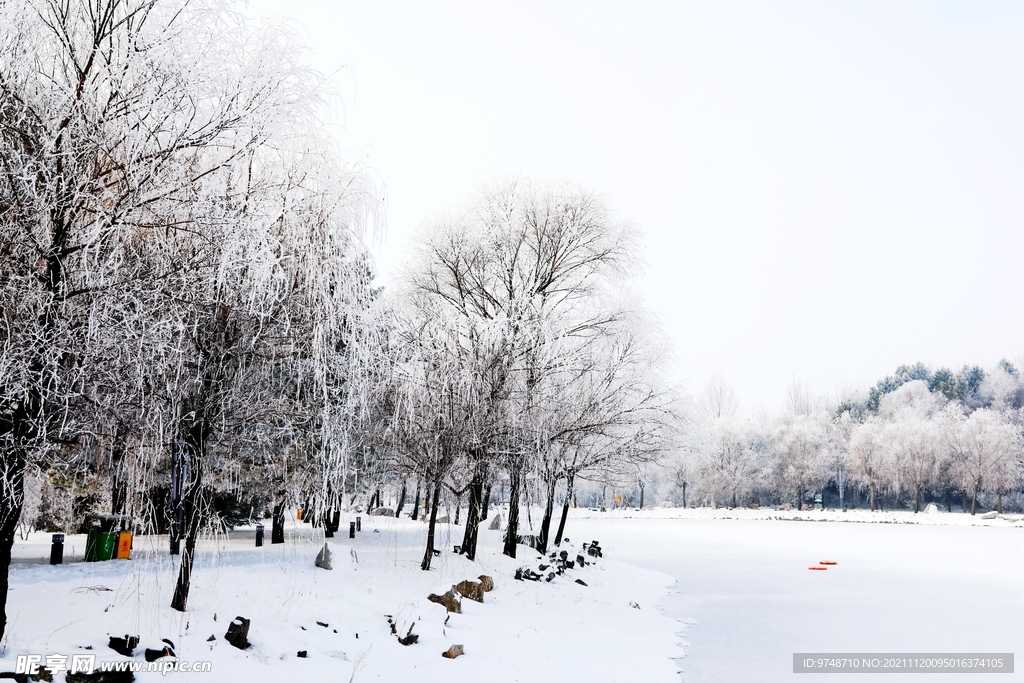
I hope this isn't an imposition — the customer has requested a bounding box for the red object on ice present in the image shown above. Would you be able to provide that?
[820,561,837,565]
[808,566,827,570]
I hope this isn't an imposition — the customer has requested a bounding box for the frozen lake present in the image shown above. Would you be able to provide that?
[569,516,1023,682]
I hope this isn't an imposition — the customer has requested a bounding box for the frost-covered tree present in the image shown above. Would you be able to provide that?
[943,408,1021,515]
[0,0,380,622]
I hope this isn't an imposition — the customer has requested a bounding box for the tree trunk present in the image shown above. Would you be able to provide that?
[171,429,205,612]
[460,459,487,561]
[536,474,558,554]
[420,480,442,571]
[553,469,576,547]
[110,424,129,517]
[731,490,736,509]
[869,485,876,511]
[0,452,26,643]
[970,482,978,516]
[914,485,921,513]
[411,480,421,520]
[997,490,1003,514]
[503,465,522,559]
[396,481,407,518]
[945,488,951,513]
[454,491,462,525]
[481,484,491,521]
[960,489,968,513]
[640,482,646,509]
[681,481,687,508]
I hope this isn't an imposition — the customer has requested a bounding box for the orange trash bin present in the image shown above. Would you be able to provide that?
[116,531,133,559]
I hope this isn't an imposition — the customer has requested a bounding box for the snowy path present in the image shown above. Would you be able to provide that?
[569,515,1024,682]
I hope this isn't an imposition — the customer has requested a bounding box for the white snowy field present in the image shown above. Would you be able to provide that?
[0,513,682,682]
[1,508,1020,682]
[570,509,1024,682]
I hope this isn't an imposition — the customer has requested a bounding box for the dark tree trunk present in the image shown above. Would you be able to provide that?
[0,452,26,643]
[970,482,978,515]
[411,480,421,521]
[945,487,952,513]
[460,459,487,560]
[396,481,407,518]
[914,485,921,513]
[730,490,736,509]
[503,465,522,559]
[454,492,462,525]
[681,481,687,508]
[110,424,129,516]
[420,480,442,571]
[271,494,285,544]
[553,469,575,547]
[997,490,1003,514]
[536,475,558,554]
[481,484,491,521]
[171,426,206,612]
[960,489,968,513]
[640,482,646,509]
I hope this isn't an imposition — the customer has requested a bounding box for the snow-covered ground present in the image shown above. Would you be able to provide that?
[3,507,1020,682]
[0,512,681,682]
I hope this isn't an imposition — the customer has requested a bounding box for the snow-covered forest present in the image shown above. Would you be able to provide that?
[667,361,1024,517]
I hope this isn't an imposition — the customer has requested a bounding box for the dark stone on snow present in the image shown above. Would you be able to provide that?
[575,579,588,586]
[315,543,333,570]
[316,621,328,628]
[545,572,555,582]
[207,635,216,642]
[538,564,549,571]
[225,616,251,650]
[577,555,587,566]
[297,651,307,658]
[559,550,568,560]
[108,635,139,657]
[144,647,173,662]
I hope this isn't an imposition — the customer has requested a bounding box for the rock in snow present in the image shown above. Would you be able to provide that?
[488,514,502,530]
[441,644,465,659]
[224,616,251,650]
[427,589,462,614]
[315,543,333,570]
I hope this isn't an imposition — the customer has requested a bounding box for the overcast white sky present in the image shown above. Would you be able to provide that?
[247,0,1024,413]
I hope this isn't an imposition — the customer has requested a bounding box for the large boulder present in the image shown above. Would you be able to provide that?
[371,507,395,517]
[923,503,939,514]
[478,575,494,592]
[487,514,502,530]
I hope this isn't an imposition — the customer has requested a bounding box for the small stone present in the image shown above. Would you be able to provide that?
[144,646,173,662]
[317,621,329,628]
[315,543,333,570]
[575,579,587,586]
[107,635,139,657]
[455,579,484,603]
[207,635,216,642]
[629,601,641,609]
[427,589,462,613]
[225,616,251,650]
[297,650,307,658]
[441,644,465,659]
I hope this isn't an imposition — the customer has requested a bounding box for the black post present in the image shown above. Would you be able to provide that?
[255,524,264,547]
[349,521,355,539]
[331,510,340,534]
[49,534,64,565]
[355,516,361,532]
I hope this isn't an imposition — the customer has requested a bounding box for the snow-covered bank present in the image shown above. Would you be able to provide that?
[568,504,1024,528]
[0,515,683,682]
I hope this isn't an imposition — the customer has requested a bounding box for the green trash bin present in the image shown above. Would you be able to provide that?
[84,514,130,561]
